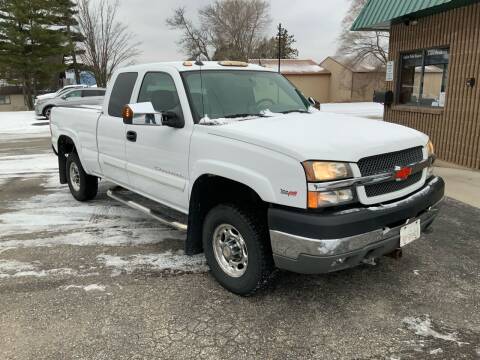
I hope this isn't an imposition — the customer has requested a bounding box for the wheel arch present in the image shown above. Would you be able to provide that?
[43,104,55,117]
[57,135,79,184]
[185,174,269,255]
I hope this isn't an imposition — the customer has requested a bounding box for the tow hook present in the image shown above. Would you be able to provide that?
[361,257,377,266]
[385,248,403,260]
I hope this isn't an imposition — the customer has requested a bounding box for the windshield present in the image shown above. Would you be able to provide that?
[181,70,309,123]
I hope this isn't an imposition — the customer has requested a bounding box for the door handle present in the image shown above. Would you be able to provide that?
[126,130,137,142]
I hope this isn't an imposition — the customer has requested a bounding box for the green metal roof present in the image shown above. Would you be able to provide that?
[351,0,477,31]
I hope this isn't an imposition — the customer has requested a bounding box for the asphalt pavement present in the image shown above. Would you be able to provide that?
[0,135,479,360]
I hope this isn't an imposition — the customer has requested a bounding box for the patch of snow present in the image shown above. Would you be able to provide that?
[97,252,208,275]
[0,172,183,242]
[403,316,466,345]
[413,270,420,276]
[199,114,265,126]
[0,259,36,273]
[429,348,443,355]
[321,102,384,119]
[0,259,78,278]
[0,153,57,177]
[0,111,50,140]
[64,284,106,292]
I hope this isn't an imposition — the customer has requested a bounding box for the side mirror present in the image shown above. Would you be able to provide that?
[122,102,184,128]
[308,96,321,110]
[162,111,184,129]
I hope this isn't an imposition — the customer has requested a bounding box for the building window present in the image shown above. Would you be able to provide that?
[0,95,11,105]
[398,48,449,107]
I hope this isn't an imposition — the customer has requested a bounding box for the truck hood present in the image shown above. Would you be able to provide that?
[205,112,428,162]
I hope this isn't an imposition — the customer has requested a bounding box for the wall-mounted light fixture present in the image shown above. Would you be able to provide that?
[466,77,476,88]
[403,17,418,26]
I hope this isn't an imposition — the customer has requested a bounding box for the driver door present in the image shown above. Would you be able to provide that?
[125,71,192,212]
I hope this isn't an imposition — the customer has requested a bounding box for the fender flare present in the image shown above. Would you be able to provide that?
[189,159,276,203]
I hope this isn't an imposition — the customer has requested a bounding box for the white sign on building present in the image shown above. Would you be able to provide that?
[386,61,394,81]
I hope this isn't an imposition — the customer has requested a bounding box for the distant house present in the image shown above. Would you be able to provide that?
[249,59,331,103]
[320,56,386,103]
[0,86,28,112]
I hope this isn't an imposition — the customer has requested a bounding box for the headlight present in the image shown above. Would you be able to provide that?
[302,161,354,208]
[302,161,352,182]
[427,140,434,157]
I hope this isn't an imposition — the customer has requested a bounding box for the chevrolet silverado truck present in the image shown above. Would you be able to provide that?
[50,61,444,295]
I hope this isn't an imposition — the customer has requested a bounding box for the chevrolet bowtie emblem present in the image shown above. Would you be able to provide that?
[394,166,413,181]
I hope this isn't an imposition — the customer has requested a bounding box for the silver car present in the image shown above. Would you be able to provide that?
[35,88,106,119]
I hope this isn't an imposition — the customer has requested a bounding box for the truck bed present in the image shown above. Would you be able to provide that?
[50,106,103,175]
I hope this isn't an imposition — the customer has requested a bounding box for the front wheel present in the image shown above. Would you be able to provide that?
[202,204,274,296]
[66,152,98,201]
[44,106,54,120]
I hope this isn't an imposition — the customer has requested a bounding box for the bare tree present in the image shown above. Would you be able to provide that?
[336,0,388,66]
[167,0,271,61]
[76,0,141,87]
[166,7,212,60]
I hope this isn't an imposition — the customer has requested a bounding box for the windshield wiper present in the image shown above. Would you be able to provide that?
[278,109,309,114]
[224,113,267,119]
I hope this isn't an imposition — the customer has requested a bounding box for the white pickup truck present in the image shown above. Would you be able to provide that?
[51,61,444,295]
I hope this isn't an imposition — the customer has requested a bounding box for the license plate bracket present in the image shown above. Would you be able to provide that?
[400,219,421,247]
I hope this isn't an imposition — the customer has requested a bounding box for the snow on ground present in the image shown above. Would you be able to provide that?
[97,253,208,276]
[402,315,467,346]
[0,153,57,178]
[0,259,89,279]
[0,113,207,276]
[0,111,50,140]
[321,102,384,119]
[63,284,106,292]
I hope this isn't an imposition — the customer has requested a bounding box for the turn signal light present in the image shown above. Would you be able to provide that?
[122,105,133,124]
[307,189,353,208]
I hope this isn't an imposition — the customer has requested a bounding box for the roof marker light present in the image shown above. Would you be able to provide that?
[218,61,248,67]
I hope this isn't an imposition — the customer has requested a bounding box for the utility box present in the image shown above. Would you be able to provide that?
[373,90,394,106]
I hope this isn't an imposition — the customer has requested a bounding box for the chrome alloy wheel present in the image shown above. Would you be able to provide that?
[212,224,248,277]
[69,161,81,192]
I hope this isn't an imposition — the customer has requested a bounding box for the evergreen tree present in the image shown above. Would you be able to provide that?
[53,0,84,84]
[253,28,299,60]
[0,0,69,109]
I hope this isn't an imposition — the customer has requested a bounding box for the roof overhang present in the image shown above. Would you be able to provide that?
[351,0,478,31]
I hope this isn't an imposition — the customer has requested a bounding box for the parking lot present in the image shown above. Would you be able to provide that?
[0,118,479,359]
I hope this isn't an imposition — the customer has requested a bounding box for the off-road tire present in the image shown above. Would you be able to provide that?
[202,204,274,296]
[66,152,98,201]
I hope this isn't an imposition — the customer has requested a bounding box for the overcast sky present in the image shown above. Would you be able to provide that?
[116,0,351,64]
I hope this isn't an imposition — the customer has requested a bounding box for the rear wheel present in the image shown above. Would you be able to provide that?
[66,152,98,201]
[202,204,274,296]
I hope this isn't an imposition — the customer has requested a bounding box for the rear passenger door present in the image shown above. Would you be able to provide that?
[125,71,192,212]
[97,72,138,186]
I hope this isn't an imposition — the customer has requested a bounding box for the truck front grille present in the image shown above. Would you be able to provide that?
[358,147,424,197]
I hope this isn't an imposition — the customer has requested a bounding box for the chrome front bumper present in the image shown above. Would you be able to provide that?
[270,201,440,259]
[268,176,445,274]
